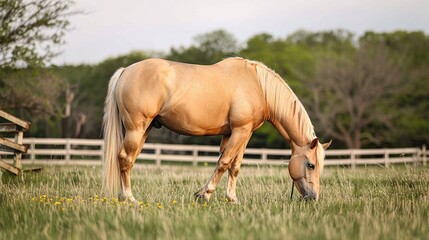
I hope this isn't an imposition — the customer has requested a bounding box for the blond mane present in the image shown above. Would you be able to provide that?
[240,58,315,146]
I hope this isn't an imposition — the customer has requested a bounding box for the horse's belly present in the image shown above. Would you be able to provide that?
[157,105,231,136]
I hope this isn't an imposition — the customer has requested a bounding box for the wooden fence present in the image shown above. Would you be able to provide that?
[0,110,31,175]
[0,138,427,168]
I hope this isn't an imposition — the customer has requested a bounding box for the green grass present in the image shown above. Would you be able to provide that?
[0,164,428,240]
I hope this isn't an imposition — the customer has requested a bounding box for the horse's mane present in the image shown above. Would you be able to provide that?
[234,58,315,146]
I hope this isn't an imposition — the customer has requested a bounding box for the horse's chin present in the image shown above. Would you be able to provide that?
[294,178,318,201]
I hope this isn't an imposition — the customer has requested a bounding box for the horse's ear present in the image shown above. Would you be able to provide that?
[322,139,332,150]
[310,138,318,149]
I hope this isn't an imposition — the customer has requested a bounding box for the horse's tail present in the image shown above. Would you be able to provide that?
[102,67,125,197]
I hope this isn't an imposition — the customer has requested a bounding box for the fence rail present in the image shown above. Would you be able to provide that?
[0,138,427,167]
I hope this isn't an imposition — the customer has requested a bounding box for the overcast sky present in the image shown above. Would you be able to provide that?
[54,0,429,65]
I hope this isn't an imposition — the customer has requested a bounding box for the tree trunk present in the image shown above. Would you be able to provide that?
[73,112,86,138]
[61,85,75,138]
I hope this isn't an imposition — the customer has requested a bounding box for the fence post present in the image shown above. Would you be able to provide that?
[65,138,71,164]
[13,131,23,170]
[384,150,389,168]
[261,149,267,164]
[413,148,418,168]
[423,145,427,167]
[155,145,161,166]
[351,150,356,170]
[192,147,198,166]
[31,138,36,165]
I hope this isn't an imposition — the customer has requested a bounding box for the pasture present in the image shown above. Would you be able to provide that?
[0,164,428,239]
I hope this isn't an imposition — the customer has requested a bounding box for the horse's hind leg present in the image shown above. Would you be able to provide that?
[118,119,152,202]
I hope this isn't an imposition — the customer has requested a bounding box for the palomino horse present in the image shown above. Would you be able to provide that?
[102,57,331,202]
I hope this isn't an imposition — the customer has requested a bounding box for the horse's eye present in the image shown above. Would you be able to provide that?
[307,163,315,170]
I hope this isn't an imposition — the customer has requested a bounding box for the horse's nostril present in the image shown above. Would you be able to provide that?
[301,190,318,201]
[310,192,318,201]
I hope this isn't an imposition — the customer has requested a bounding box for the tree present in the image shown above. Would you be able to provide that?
[286,29,355,55]
[168,29,239,64]
[0,0,77,68]
[0,0,77,137]
[0,69,67,136]
[194,29,239,57]
[359,31,429,146]
[305,43,401,149]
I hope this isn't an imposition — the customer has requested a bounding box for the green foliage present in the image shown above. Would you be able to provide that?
[358,31,429,146]
[0,0,77,68]
[0,0,78,136]
[167,29,239,64]
[0,68,67,137]
[0,165,428,239]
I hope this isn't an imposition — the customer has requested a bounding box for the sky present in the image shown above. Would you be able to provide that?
[54,0,429,65]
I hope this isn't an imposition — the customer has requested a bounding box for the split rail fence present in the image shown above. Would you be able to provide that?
[0,138,427,168]
[0,110,30,175]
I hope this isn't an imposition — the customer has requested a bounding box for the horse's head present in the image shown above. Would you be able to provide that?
[288,138,331,200]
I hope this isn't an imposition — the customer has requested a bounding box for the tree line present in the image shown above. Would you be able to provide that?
[1,2,427,149]
[1,29,428,149]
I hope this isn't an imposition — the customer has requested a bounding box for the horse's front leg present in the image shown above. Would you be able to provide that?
[226,147,246,203]
[216,134,245,202]
[194,128,251,202]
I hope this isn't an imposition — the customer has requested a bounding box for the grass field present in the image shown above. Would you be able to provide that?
[0,164,428,240]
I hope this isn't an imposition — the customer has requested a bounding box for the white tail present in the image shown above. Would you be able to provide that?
[102,68,125,196]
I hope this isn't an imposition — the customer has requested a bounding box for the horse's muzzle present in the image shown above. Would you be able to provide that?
[294,178,318,200]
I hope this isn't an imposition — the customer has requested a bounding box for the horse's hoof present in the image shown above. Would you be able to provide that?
[118,194,137,203]
[228,199,241,205]
[118,194,125,202]
[194,190,210,203]
[226,196,241,205]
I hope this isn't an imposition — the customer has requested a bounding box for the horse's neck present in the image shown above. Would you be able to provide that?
[264,84,314,147]
[253,60,315,146]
